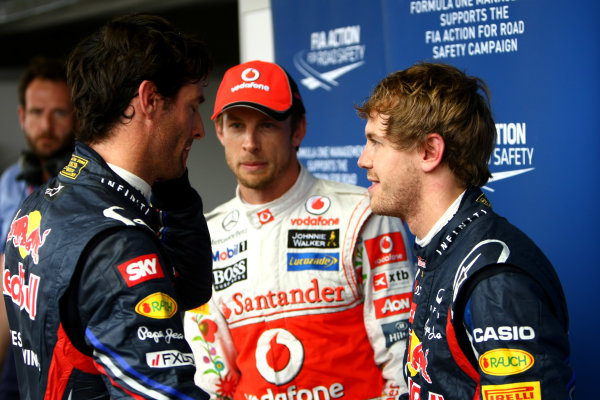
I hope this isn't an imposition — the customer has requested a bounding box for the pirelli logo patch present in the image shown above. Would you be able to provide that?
[481,381,541,400]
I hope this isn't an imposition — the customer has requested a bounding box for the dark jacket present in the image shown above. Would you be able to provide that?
[403,188,574,400]
[3,142,211,399]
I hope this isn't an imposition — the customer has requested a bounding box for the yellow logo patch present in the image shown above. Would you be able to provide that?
[135,292,178,319]
[189,303,210,315]
[479,348,534,376]
[60,155,88,179]
[481,381,541,400]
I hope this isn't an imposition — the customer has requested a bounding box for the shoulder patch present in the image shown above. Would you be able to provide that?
[60,155,88,180]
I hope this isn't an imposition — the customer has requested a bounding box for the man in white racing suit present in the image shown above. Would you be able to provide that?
[184,60,415,399]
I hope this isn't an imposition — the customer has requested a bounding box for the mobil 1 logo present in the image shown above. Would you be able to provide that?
[213,258,247,291]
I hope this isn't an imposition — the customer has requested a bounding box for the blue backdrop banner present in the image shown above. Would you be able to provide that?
[272,0,599,397]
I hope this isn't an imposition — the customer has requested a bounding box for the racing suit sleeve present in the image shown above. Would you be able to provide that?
[76,228,210,399]
[183,297,240,400]
[463,269,574,400]
[151,169,213,310]
[357,214,415,399]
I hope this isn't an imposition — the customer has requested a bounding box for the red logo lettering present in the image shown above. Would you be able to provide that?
[374,292,412,319]
[364,232,407,269]
[3,263,40,320]
[118,254,164,287]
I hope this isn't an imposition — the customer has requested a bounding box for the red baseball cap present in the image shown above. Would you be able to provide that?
[212,60,305,120]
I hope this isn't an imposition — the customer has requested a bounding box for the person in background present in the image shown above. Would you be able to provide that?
[356,61,575,400]
[0,55,76,399]
[184,60,414,399]
[2,14,213,399]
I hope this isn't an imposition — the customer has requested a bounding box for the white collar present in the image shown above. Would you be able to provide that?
[416,190,466,247]
[107,163,152,203]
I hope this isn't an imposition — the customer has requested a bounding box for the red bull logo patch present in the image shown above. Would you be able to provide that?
[407,331,432,383]
[6,210,51,264]
[3,262,40,320]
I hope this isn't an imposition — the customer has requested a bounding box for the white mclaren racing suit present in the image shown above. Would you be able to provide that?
[184,166,414,400]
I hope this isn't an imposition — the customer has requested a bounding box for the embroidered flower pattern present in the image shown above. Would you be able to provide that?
[191,314,235,399]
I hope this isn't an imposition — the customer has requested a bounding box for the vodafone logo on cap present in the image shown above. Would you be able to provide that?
[305,195,330,215]
[241,68,260,82]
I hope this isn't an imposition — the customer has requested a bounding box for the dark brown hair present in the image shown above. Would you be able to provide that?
[67,13,212,144]
[18,56,68,107]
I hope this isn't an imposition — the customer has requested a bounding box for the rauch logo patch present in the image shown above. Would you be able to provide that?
[479,348,534,376]
[135,292,177,319]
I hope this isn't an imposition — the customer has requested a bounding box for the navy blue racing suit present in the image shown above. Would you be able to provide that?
[402,188,574,400]
[3,142,212,399]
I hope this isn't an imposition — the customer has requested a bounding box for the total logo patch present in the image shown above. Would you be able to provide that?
[305,195,330,215]
[6,210,51,264]
[256,328,304,385]
[479,348,534,376]
[135,292,177,319]
[257,208,274,225]
[364,232,407,269]
[481,381,541,400]
[118,254,164,287]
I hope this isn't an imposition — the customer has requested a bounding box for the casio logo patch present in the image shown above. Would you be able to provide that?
[118,254,164,287]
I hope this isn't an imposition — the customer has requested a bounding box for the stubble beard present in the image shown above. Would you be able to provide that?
[370,173,421,221]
